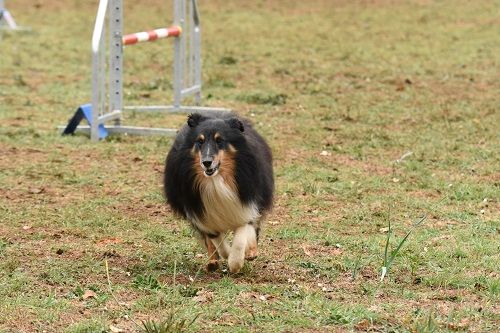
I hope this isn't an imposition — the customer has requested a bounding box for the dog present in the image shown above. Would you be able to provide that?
[164,112,274,273]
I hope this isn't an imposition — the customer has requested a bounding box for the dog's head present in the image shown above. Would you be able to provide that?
[187,113,245,177]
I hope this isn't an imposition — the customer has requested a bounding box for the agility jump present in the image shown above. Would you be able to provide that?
[63,0,228,141]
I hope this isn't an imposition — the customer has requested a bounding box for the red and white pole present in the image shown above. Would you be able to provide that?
[122,26,182,46]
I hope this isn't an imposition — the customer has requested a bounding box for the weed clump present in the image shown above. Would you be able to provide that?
[141,311,199,333]
[237,92,287,105]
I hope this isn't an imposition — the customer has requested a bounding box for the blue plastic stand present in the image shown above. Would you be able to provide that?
[62,103,108,139]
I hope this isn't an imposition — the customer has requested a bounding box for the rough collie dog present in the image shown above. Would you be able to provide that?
[164,112,274,273]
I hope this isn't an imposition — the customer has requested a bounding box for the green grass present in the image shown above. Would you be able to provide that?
[1,0,499,331]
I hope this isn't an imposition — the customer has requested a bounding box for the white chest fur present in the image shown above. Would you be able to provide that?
[190,175,260,234]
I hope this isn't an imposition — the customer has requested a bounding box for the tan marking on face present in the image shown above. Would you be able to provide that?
[228,144,237,153]
[218,150,237,193]
[192,134,205,154]
[197,134,205,143]
[214,132,221,140]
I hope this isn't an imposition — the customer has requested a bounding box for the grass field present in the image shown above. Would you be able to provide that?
[1,0,499,332]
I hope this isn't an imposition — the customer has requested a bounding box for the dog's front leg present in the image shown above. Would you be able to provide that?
[212,233,230,259]
[228,224,253,273]
[205,236,220,272]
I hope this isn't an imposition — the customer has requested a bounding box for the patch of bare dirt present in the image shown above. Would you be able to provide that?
[111,199,172,223]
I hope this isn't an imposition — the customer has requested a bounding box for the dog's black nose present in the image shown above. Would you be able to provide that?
[202,160,212,168]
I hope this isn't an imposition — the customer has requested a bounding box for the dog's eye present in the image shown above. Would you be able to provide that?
[197,138,204,145]
[215,136,223,144]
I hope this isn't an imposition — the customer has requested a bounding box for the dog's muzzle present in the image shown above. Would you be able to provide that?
[202,160,219,176]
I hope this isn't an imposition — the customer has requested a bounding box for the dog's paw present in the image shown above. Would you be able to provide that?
[206,259,219,272]
[245,245,258,261]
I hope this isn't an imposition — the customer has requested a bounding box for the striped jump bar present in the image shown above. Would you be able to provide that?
[122,26,182,46]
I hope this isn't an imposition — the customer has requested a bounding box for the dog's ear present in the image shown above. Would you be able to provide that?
[187,113,204,128]
[226,118,244,132]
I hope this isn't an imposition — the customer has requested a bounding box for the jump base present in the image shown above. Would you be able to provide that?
[62,103,231,140]
[59,125,178,137]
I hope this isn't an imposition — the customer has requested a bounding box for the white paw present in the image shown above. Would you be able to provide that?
[228,252,245,273]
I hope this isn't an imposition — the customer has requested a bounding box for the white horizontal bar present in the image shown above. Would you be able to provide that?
[98,110,121,123]
[123,105,231,113]
[105,126,178,136]
[181,85,201,97]
[0,25,31,31]
[123,105,180,112]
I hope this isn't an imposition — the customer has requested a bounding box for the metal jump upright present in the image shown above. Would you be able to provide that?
[63,0,228,141]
